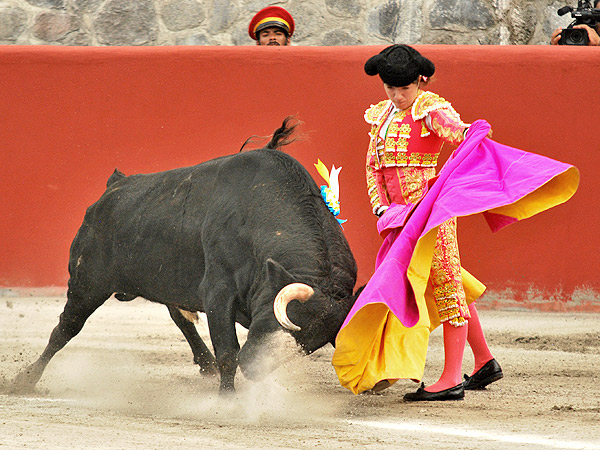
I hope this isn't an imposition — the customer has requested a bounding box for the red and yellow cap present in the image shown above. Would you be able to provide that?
[248,6,295,40]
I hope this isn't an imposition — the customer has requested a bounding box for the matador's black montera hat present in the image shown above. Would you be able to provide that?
[364,44,435,87]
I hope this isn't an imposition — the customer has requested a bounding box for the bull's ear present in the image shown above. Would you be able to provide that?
[265,258,296,288]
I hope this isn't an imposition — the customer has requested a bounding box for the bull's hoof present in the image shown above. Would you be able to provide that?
[218,386,236,397]
[217,378,236,396]
[194,356,218,377]
[10,372,39,395]
[198,365,219,377]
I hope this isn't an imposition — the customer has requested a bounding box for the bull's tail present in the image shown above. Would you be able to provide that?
[107,169,126,187]
[266,116,301,150]
[239,135,259,152]
[238,116,302,152]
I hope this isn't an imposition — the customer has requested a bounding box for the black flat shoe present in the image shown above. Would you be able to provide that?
[362,379,392,395]
[463,358,503,390]
[371,379,392,393]
[403,382,464,401]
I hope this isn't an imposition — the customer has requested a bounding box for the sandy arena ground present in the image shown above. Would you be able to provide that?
[1,295,599,450]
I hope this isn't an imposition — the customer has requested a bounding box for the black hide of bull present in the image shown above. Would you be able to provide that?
[14,119,358,394]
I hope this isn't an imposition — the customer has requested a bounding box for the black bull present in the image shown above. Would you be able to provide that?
[13,119,360,394]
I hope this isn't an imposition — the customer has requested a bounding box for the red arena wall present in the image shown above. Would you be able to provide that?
[1,45,598,311]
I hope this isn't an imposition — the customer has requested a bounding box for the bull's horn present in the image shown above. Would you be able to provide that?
[273,283,314,331]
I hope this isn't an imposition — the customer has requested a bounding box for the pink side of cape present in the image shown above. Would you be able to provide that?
[341,120,574,329]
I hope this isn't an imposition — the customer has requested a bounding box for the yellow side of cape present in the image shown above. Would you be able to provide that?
[332,228,485,395]
[332,166,578,395]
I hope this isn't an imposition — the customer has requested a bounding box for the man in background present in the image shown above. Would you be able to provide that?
[550,0,600,45]
[249,6,295,46]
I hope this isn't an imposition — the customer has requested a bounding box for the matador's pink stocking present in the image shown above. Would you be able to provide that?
[466,303,494,375]
[425,321,467,392]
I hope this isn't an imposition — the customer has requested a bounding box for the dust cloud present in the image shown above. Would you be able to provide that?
[3,298,600,449]
[19,324,345,428]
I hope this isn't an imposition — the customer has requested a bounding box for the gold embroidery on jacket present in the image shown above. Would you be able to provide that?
[431,116,465,146]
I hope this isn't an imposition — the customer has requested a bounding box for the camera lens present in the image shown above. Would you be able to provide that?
[560,28,590,45]
[569,29,586,44]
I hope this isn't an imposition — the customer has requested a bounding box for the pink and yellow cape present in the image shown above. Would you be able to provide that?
[332,120,579,394]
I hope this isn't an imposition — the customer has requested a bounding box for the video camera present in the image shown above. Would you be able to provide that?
[557,0,600,45]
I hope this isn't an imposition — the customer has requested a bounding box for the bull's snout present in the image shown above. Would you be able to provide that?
[238,330,299,381]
